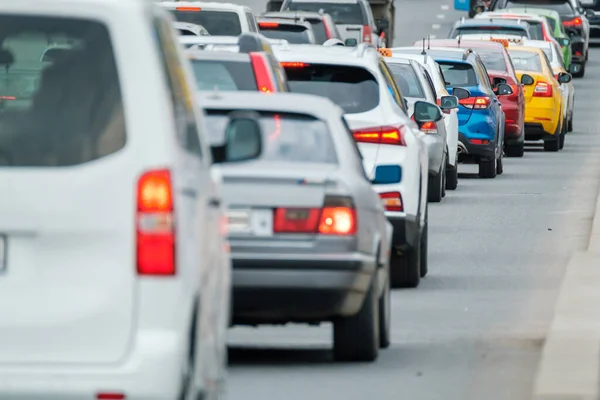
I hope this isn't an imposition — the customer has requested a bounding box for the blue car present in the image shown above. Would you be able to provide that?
[393,47,506,178]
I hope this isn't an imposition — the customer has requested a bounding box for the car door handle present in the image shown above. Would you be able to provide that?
[208,197,221,207]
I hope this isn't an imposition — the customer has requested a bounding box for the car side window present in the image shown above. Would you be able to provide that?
[554,44,567,70]
[246,12,258,32]
[540,51,554,74]
[475,59,492,90]
[340,116,370,180]
[423,69,438,100]
[154,16,203,157]
[378,59,406,113]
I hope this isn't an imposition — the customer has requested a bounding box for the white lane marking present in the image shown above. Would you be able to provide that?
[441,4,450,10]
[432,24,441,30]
[437,14,446,19]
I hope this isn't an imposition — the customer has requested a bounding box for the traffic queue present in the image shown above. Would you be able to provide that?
[0,0,589,399]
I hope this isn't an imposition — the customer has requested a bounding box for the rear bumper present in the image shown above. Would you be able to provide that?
[231,252,376,324]
[524,106,560,138]
[0,331,185,399]
[524,123,557,141]
[457,132,496,160]
[386,213,419,250]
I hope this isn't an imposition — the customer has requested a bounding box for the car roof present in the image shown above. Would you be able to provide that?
[273,43,380,66]
[262,11,327,19]
[418,38,507,50]
[477,11,547,21]
[506,45,547,57]
[518,39,551,49]
[454,18,530,28]
[258,17,313,27]
[198,91,343,120]
[157,1,251,12]
[287,0,358,3]
[383,56,411,65]
[186,50,250,61]
[504,7,561,18]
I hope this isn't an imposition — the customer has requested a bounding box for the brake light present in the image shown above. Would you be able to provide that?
[363,25,372,43]
[280,61,309,68]
[97,394,125,400]
[459,96,491,109]
[136,169,175,276]
[176,6,201,11]
[470,139,489,145]
[563,17,582,27]
[249,52,275,93]
[379,192,403,212]
[419,121,438,134]
[533,80,553,97]
[273,197,357,235]
[352,125,407,145]
[259,21,279,28]
[0,96,15,100]
[323,20,334,38]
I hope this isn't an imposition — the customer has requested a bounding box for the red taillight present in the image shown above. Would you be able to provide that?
[273,198,357,235]
[176,6,201,11]
[136,169,175,276]
[259,21,279,28]
[459,96,491,109]
[0,96,15,100]
[97,394,125,400]
[563,17,582,27]
[363,25,372,43]
[533,80,553,97]
[352,125,407,145]
[249,52,275,93]
[323,20,334,39]
[470,139,489,145]
[419,121,438,134]
[280,61,309,68]
[379,192,403,212]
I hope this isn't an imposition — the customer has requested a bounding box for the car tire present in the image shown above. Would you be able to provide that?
[496,150,503,175]
[478,158,496,178]
[441,160,447,198]
[544,136,560,152]
[427,167,444,203]
[378,254,391,349]
[333,276,379,362]
[419,205,428,278]
[559,132,565,150]
[573,62,586,78]
[568,114,573,132]
[446,163,458,190]
[505,142,524,157]
[390,239,421,288]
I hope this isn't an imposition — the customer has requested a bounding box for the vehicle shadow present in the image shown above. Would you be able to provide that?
[228,346,333,366]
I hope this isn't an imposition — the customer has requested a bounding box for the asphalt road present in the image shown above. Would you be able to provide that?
[225,1,600,399]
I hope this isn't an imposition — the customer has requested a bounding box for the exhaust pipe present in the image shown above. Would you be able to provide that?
[457,142,468,155]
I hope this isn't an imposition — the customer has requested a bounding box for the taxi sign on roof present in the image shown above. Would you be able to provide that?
[490,38,509,47]
[378,48,392,57]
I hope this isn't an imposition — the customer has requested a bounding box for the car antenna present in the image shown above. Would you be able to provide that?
[427,34,431,50]
[458,34,461,48]
[421,37,426,55]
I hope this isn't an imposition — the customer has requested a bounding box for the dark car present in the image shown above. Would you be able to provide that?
[261,11,342,43]
[490,0,592,77]
[578,0,600,43]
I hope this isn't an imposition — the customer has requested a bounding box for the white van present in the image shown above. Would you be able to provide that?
[0,0,262,399]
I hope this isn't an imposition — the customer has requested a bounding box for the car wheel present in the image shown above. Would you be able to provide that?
[559,132,565,150]
[478,158,496,178]
[505,143,524,157]
[378,254,391,349]
[496,149,503,175]
[441,158,447,198]
[573,62,586,78]
[568,114,573,132]
[446,163,458,190]
[544,136,560,152]
[427,163,444,202]
[419,205,428,278]
[390,238,421,288]
[333,276,379,362]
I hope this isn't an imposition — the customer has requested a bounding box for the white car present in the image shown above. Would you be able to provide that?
[157,1,260,36]
[389,49,461,191]
[272,43,430,288]
[0,0,262,399]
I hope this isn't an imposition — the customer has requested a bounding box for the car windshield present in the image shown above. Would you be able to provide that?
[0,15,125,167]
[526,21,544,40]
[507,50,543,72]
[190,59,257,91]
[472,47,508,72]
[387,63,425,98]
[286,2,364,25]
[282,64,379,114]
[454,26,528,37]
[438,62,478,86]
[505,1,575,16]
[259,25,313,44]
[169,10,242,36]
[205,111,337,163]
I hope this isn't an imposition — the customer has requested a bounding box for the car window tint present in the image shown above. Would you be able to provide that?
[286,2,365,24]
[544,16,557,32]
[422,69,438,99]
[246,12,258,32]
[507,49,543,72]
[308,19,328,43]
[0,15,126,167]
[259,25,313,44]
[169,10,242,36]
[472,47,508,71]
[283,64,379,114]
[205,111,338,163]
[438,62,478,86]
[386,63,425,98]
[454,26,528,37]
[190,59,257,91]
[379,60,405,111]
[527,21,545,40]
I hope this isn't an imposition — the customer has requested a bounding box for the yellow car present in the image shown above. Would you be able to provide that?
[506,46,570,152]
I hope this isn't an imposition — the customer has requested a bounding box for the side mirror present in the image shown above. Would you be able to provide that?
[372,165,401,185]
[440,95,459,110]
[452,87,470,100]
[211,112,263,164]
[344,38,358,46]
[375,18,389,34]
[496,83,513,96]
[559,37,571,47]
[520,74,535,85]
[558,72,572,83]
[413,100,443,123]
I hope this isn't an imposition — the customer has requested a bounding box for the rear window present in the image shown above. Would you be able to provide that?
[386,63,425,98]
[169,10,242,36]
[259,25,312,44]
[438,62,478,86]
[286,2,364,25]
[505,1,575,15]
[527,21,544,40]
[283,64,379,114]
[507,50,543,72]
[0,15,125,167]
[190,59,257,91]
[454,26,528,37]
[472,47,508,72]
[204,111,337,163]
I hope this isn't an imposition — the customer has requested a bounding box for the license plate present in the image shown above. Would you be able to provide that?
[227,209,252,233]
[227,209,273,236]
[0,235,6,272]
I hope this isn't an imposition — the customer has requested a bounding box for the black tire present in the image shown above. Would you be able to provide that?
[390,240,421,289]
[419,206,428,278]
[378,255,391,349]
[568,115,573,132]
[427,167,444,203]
[496,151,503,175]
[446,163,458,190]
[441,161,447,198]
[559,132,565,150]
[544,136,560,152]
[505,142,524,157]
[572,62,585,78]
[333,276,379,362]
[478,158,496,178]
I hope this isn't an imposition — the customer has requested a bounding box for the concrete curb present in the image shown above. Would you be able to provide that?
[532,193,600,399]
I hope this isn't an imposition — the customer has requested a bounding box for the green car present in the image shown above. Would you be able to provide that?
[505,7,572,70]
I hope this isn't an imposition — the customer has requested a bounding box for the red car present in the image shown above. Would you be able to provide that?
[414,38,525,157]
